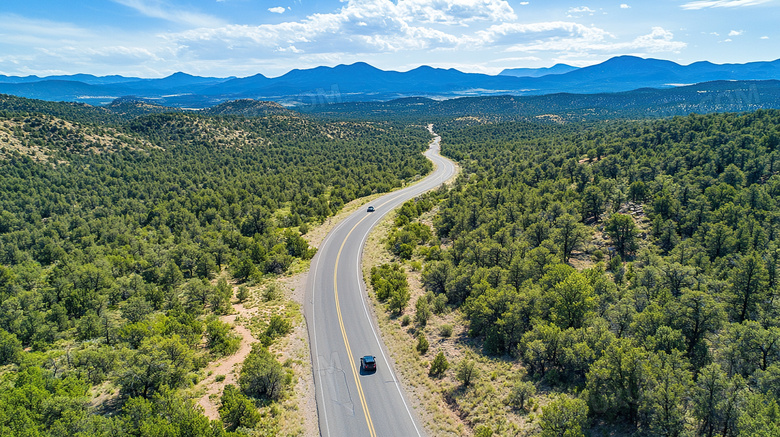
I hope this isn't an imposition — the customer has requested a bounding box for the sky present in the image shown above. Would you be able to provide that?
[0,0,778,78]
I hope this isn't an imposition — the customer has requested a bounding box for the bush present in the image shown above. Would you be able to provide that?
[439,324,453,337]
[432,293,448,314]
[0,328,22,365]
[475,426,493,437]
[401,315,411,326]
[206,318,241,356]
[540,395,588,437]
[220,384,262,431]
[265,315,293,340]
[236,285,250,303]
[415,297,431,327]
[263,283,283,301]
[429,351,449,377]
[507,380,536,410]
[456,359,480,387]
[239,344,291,401]
[416,333,429,355]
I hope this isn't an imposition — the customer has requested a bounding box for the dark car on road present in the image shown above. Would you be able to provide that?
[360,355,377,372]
[367,206,375,212]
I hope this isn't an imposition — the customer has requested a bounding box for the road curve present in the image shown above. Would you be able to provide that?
[304,126,456,437]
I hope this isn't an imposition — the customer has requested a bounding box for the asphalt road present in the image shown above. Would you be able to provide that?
[304,126,457,437]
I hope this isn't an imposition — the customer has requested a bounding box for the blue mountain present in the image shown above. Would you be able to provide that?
[1,56,780,107]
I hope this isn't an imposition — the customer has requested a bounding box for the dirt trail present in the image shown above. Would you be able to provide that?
[196,294,258,420]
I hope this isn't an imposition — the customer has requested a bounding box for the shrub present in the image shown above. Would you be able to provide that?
[439,324,453,337]
[429,351,449,377]
[456,359,480,387]
[220,384,262,431]
[236,285,250,303]
[263,283,283,301]
[239,344,291,401]
[539,395,588,437]
[507,380,537,410]
[432,294,448,314]
[265,315,293,340]
[0,328,22,365]
[475,426,493,437]
[206,318,241,356]
[415,297,431,327]
[416,333,429,355]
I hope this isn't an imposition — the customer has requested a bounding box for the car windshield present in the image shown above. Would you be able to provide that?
[363,356,375,363]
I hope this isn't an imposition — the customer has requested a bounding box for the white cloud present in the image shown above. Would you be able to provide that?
[728,30,743,36]
[620,4,631,8]
[396,0,517,24]
[520,1,529,4]
[567,6,596,16]
[112,0,224,27]
[681,0,773,10]
[761,35,770,39]
[478,21,611,47]
[164,0,521,60]
[504,26,686,55]
[268,7,286,14]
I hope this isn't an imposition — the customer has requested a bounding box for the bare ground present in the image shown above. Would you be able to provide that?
[195,293,258,420]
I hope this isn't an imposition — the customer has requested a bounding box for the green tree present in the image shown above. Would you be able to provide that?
[507,380,536,410]
[388,283,411,315]
[0,328,22,365]
[549,272,595,329]
[581,185,605,222]
[239,344,290,401]
[211,277,233,314]
[118,336,193,399]
[729,251,769,322]
[219,384,261,432]
[236,285,250,303]
[416,332,429,355]
[429,351,449,377]
[552,214,590,263]
[415,296,431,327]
[540,395,589,437]
[605,213,639,258]
[456,359,480,387]
[264,315,292,340]
[640,350,693,437]
[206,318,241,356]
[586,338,647,425]
[670,289,724,369]
[693,363,745,437]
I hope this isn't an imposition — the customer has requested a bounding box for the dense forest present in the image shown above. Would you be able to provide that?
[372,110,780,436]
[5,91,780,436]
[301,80,780,123]
[0,97,431,436]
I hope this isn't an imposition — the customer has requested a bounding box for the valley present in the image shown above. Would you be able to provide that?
[1,89,780,437]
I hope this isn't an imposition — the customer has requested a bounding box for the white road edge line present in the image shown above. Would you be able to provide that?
[310,252,331,437]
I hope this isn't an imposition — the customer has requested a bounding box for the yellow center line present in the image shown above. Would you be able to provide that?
[334,213,376,437]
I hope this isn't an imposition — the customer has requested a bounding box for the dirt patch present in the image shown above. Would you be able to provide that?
[195,285,260,420]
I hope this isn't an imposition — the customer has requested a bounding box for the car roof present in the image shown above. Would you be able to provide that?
[362,355,375,362]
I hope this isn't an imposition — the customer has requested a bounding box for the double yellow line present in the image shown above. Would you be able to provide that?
[333,213,376,437]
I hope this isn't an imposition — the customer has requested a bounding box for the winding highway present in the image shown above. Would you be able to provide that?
[304,126,457,437]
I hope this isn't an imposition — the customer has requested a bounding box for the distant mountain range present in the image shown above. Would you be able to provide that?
[499,64,579,77]
[299,80,780,121]
[1,56,779,108]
